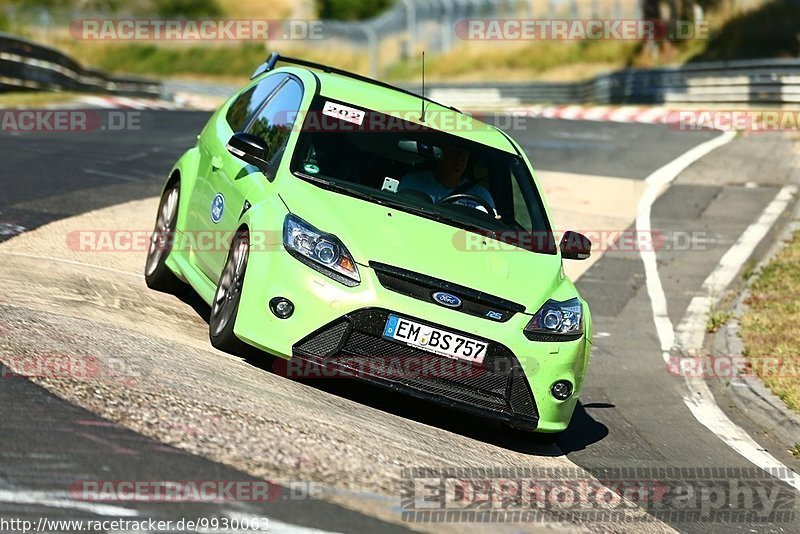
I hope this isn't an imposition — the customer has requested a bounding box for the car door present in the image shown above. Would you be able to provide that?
[194,75,304,281]
[188,73,287,279]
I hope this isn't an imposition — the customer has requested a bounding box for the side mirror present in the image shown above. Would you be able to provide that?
[560,231,591,260]
[226,133,270,171]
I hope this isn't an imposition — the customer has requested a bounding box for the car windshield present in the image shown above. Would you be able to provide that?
[289,97,555,254]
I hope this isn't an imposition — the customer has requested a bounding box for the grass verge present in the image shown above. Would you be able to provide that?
[54,40,367,83]
[740,229,800,413]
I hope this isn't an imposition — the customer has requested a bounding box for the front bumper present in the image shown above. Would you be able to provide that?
[234,246,591,433]
[290,308,539,430]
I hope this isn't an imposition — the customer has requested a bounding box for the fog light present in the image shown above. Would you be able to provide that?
[269,297,294,319]
[551,380,573,401]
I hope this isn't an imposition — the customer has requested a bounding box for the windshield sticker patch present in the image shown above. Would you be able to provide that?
[304,163,320,174]
[322,101,365,126]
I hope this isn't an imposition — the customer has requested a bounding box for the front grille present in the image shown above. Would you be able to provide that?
[293,308,538,425]
[296,321,349,356]
[370,262,525,323]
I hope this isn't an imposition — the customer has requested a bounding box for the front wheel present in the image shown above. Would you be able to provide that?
[145,183,186,294]
[209,230,249,355]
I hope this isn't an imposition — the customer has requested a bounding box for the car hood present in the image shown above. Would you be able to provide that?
[280,180,564,313]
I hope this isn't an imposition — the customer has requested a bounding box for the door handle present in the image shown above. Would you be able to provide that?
[211,156,223,171]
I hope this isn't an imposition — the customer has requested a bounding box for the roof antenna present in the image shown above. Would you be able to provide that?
[420,51,426,122]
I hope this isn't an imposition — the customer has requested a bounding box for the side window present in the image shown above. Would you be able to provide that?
[225,74,286,132]
[510,161,554,253]
[245,79,303,168]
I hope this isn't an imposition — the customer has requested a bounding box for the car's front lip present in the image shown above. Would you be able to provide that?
[288,307,541,430]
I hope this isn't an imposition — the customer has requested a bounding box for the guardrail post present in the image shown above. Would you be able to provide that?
[363,25,379,78]
[400,0,417,55]
[441,0,455,53]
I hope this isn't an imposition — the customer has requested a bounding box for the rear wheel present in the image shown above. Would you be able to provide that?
[209,230,249,354]
[145,183,185,294]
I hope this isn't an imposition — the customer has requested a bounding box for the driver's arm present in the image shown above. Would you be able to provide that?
[398,171,437,200]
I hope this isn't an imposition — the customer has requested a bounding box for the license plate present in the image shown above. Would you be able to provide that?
[383,315,487,364]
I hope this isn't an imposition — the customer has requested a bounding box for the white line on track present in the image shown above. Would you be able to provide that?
[0,251,142,278]
[636,131,800,491]
[636,131,737,361]
[679,185,800,491]
[0,489,138,516]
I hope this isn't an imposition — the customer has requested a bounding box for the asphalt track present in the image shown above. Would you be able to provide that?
[0,109,798,533]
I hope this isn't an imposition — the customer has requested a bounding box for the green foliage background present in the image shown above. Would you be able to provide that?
[314,0,395,21]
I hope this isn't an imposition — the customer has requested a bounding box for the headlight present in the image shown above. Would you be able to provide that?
[283,214,360,285]
[524,297,583,341]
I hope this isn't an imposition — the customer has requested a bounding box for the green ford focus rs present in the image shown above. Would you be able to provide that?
[145,53,593,435]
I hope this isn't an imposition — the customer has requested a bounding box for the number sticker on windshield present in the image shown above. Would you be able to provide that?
[322,101,365,126]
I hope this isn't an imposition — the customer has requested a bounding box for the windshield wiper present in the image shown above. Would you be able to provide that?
[398,203,499,237]
[295,172,376,204]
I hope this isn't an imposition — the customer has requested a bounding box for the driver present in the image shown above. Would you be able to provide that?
[398,143,496,212]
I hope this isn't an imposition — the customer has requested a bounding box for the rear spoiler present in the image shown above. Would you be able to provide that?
[251,52,280,79]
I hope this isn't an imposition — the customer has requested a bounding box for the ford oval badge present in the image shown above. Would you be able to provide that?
[432,292,462,308]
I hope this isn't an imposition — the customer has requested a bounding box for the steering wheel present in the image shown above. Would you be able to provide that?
[437,193,495,217]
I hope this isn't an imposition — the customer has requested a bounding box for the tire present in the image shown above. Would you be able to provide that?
[145,182,186,294]
[209,230,250,355]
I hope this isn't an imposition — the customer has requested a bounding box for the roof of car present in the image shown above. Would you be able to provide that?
[265,63,517,154]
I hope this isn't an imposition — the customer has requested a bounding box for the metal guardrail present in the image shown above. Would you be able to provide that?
[406,58,800,106]
[298,0,644,76]
[316,0,531,76]
[0,32,162,97]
